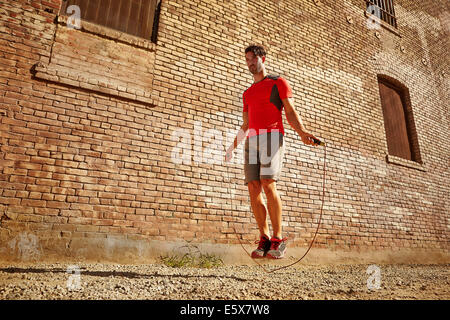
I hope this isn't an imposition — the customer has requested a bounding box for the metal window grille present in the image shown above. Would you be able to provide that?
[60,0,161,43]
[366,0,397,28]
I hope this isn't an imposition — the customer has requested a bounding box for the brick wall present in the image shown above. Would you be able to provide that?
[0,0,448,263]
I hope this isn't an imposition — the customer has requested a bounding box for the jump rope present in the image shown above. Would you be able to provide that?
[225,138,327,273]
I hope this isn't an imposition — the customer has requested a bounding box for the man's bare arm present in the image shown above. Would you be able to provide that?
[233,111,249,149]
[283,97,318,146]
[225,112,248,161]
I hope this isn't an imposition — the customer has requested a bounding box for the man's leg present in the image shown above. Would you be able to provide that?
[262,178,287,259]
[259,132,284,239]
[247,180,272,258]
[261,178,283,239]
[247,180,270,238]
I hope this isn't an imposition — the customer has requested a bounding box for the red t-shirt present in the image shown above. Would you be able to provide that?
[243,75,292,137]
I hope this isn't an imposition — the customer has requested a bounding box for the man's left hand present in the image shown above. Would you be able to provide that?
[300,132,320,146]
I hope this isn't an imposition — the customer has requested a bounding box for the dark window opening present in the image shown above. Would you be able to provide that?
[60,0,162,43]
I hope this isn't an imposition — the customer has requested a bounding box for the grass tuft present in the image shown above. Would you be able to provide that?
[159,241,223,269]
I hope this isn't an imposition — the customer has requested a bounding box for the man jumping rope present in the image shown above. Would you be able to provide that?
[225,44,321,259]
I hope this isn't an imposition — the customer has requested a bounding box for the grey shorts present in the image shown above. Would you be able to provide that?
[244,131,285,185]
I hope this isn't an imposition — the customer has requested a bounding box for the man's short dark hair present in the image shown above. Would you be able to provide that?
[245,44,266,57]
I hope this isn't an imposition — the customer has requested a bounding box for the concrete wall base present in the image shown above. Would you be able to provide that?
[1,233,449,265]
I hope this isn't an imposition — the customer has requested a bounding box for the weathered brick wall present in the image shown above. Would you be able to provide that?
[0,0,448,263]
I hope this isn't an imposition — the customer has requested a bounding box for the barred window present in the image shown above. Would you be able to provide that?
[60,0,162,43]
[366,0,397,28]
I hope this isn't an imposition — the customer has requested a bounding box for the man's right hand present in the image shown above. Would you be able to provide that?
[225,148,233,162]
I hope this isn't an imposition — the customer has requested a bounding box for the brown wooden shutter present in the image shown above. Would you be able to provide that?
[378,81,412,160]
[61,0,159,41]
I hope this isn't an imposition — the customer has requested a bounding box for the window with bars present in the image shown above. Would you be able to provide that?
[60,0,162,43]
[377,76,421,163]
[366,0,397,28]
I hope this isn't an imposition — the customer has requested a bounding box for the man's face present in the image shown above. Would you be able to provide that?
[245,51,264,74]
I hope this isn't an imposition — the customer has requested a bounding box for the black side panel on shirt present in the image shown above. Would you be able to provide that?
[270,84,283,111]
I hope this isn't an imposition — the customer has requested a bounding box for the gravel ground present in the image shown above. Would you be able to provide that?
[0,262,449,300]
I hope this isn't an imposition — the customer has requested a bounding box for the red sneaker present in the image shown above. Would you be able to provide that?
[266,237,287,259]
[251,236,271,259]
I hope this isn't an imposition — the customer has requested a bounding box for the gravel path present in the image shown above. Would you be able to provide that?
[0,262,449,300]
